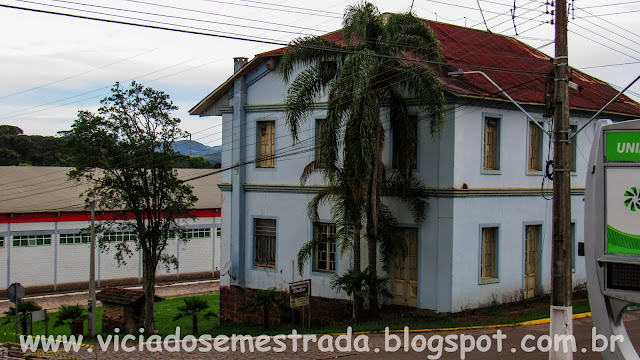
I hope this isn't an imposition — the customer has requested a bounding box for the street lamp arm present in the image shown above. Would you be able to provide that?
[570,74,640,140]
[447,70,550,137]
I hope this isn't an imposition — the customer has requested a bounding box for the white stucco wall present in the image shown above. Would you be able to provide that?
[214,58,596,313]
[0,217,220,289]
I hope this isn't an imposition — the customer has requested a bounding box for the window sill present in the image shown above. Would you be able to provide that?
[312,270,336,276]
[479,277,499,285]
[526,170,543,176]
[253,264,277,272]
[481,169,501,175]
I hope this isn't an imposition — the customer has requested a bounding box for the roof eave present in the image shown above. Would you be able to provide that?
[447,90,640,118]
[189,56,269,116]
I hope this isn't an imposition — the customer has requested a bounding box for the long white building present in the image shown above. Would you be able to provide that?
[190,20,640,322]
[0,167,222,294]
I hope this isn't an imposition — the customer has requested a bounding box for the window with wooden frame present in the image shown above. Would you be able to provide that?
[524,225,541,275]
[257,121,275,168]
[528,121,543,171]
[570,124,577,172]
[483,116,500,171]
[313,222,336,273]
[254,219,276,268]
[392,115,418,169]
[480,227,498,280]
[315,119,325,166]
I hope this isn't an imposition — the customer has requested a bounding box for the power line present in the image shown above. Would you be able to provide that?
[0,47,157,101]
[39,0,322,36]
[579,1,640,9]
[191,0,340,18]
[124,0,331,32]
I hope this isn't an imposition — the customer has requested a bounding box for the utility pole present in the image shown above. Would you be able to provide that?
[88,201,96,337]
[550,0,572,358]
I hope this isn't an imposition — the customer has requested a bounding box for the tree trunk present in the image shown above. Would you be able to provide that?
[354,220,361,272]
[263,305,269,331]
[20,313,27,335]
[142,253,156,334]
[367,121,384,312]
[353,220,362,322]
[192,314,198,335]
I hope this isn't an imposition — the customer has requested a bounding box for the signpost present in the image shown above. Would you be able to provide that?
[7,283,24,341]
[289,280,311,327]
[585,119,640,359]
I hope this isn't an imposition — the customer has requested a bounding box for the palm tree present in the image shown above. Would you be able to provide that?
[296,161,365,320]
[281,2,445,310]
[53,304,86,334]
[172,297,217,334]
[3,300,42,335]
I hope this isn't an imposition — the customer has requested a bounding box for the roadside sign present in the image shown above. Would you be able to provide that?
[289,279,311,328]
[7,283,24,303]
[289,280,310,307]
[585,119,640,359]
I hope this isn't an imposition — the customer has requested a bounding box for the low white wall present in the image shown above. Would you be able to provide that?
[0,217,220,289]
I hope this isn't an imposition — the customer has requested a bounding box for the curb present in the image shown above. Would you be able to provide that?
[326,312,593,336]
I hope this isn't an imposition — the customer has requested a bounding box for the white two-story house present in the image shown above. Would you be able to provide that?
[190,20,640,322]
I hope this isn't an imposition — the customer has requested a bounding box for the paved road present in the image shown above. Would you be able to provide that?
[0,280,219,314]
[36,310,640,359]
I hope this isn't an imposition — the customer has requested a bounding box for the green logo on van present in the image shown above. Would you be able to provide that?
[624,187,640,212]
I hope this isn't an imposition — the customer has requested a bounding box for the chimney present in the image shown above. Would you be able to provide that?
[234,57,249,73]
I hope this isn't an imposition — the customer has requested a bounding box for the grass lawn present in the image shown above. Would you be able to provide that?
[0,292,593,340]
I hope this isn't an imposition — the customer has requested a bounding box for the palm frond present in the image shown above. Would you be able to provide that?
[381,13,442,63]
[394,63,446,137]
[279,36,344,83]
[343,2,383,47]
[377,204,407,271]
[385,171,429,224]
[284,63,336,141]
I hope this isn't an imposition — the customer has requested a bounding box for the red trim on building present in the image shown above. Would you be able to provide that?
[0,208,220,224]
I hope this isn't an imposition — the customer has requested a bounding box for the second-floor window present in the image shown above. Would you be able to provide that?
[529,121,543,171]
[257,121,275,168]
[483,116,500,171]
[392,115,418,170]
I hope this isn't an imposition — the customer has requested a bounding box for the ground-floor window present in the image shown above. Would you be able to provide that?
[313,222,336,273]
[103,231,137,242]
[59,233,90,244]
[480,226,499,282]
[254,219,276,268]
[13,234,51,247]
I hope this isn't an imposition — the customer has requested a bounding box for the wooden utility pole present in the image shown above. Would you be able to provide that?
[88,201,96,337]
[551,0,572,358]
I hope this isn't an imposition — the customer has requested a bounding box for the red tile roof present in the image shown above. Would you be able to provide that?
[428,21,640,116]
[193,19,640,117]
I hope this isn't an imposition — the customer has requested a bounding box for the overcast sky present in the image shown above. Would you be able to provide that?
[0,0,638,147]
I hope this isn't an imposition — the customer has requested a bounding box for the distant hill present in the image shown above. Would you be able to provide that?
[172,140,221,166]
[0,125,219,169]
